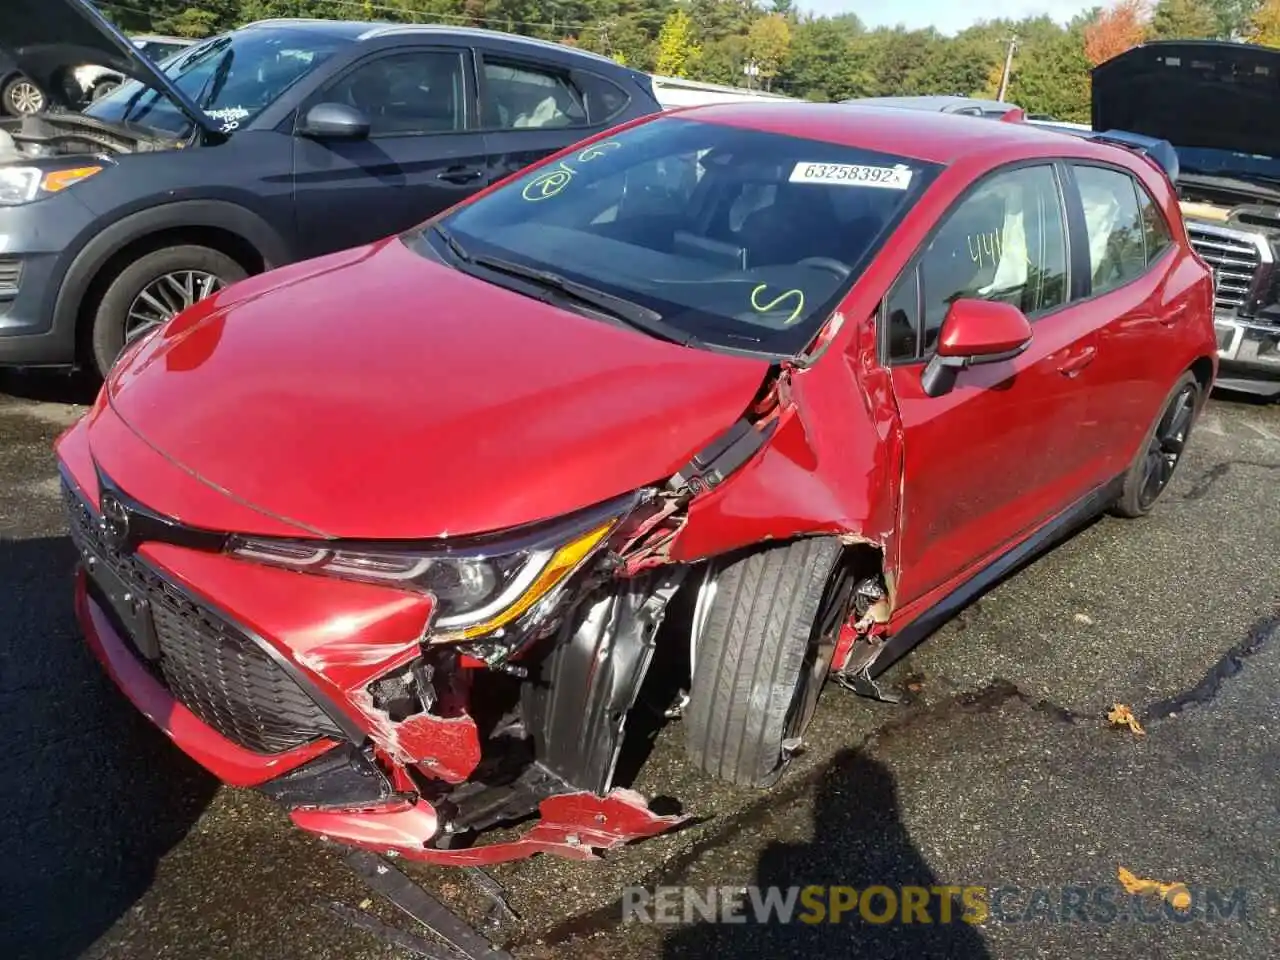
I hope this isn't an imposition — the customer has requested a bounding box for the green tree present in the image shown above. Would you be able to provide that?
[655,8,699,76]
[1151,0,1220,37]
[1206,0,1263,37]
[777,15,868,100]
[745,13,791,89]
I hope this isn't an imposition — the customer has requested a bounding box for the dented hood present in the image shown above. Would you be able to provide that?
[0,0,217,134]
[101,238,770,540]
[1093,41,1280,157]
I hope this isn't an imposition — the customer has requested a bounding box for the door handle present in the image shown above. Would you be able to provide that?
[437,166,485,184]
[1057,344,1098,377]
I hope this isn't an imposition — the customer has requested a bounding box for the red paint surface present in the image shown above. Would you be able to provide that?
[56,104,1219,866]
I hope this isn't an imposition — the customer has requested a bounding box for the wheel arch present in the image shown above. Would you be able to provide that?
[57,200,290,364]
[1189,354,1215,398]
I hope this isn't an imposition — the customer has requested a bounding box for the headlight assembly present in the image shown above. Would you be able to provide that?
[225,494,638,641]
[0,165,103,206]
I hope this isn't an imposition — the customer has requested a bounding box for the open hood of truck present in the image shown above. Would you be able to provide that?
[0,0,218,136]
[1093,41,1280,158]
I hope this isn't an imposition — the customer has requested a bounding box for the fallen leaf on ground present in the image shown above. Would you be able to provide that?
[1107,703,1145,736]
[358,898,373,910]
[1118,865,1192,911]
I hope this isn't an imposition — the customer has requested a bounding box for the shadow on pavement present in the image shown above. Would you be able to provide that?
[663,749,991,959]
[0,536,218,960]
[0,369,100,406]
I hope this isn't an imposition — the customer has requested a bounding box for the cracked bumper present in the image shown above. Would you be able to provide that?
[75,565,684,866]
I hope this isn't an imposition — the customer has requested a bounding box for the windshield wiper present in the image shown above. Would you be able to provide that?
[431,225,696,347]
[431,223,472,263]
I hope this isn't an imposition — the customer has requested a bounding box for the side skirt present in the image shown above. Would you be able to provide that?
[838,475,1124,698]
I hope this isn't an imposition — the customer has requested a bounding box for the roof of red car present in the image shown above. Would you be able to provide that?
[673,101,1094,166]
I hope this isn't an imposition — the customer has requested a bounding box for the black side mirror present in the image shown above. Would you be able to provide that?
[298,102,371,141]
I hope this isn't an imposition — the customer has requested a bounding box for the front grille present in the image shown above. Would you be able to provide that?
[63,480,343,754]
[0,258,20,296]
[1185,221,1266,313]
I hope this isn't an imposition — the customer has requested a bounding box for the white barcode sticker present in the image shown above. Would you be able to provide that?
[789,162,914,189]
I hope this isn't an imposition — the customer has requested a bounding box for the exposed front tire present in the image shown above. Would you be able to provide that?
[91,79,121,101]
[684,537,845,787]
[2,74,45,116]
[90,245,247,376]
[1112,371,1201,518]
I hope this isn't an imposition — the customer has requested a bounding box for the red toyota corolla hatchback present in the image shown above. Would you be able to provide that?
[56,103,1217,866]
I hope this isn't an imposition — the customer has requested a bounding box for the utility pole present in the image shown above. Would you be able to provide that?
[997,35,1017,102]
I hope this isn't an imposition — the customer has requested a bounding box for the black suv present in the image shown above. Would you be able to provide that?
[0,0,662,374]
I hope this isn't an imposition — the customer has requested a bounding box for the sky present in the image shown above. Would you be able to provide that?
[807,0,1099,35]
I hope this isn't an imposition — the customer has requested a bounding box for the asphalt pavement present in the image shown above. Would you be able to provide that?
[0,370,1275,960]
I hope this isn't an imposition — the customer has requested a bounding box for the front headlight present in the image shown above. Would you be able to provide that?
[225,496,637,641]
[0,166,104,206]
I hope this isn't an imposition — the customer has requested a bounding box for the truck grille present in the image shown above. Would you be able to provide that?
[63,480,344,755]
[1185,222,1266,313]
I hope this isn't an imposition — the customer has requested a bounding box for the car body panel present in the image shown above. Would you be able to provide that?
[55,103,1219,866]
[103,238,771,540]
[1093,40,1280,158]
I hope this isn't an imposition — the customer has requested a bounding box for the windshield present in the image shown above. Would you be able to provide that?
[85,28,352,137]
[1177,146,1280,183]
[429,117,939,355]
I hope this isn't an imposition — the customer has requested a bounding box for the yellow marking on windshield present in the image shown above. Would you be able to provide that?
[522,162,577,201]
[751,284,806,325]
[577,141,621,162]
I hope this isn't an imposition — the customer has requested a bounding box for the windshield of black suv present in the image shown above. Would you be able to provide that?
[84,28,352,137]
[427,116,939,355]
[1177,146,1280,184]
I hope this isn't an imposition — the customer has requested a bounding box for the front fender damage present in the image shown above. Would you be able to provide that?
[271,358,901,865]
[272,567,693,865]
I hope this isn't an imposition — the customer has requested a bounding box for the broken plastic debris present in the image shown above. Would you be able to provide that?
[1117,865,1191,912]
[1106,703,1145,736]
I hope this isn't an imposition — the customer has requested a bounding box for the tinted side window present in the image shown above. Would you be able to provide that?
[575,71,631,124]
[1073,165,1147,293]
[1136,183,1173,264]
[885,265,921,362]
[482,59,588,130]
[322,51,465,135]
[917,165,1068,353]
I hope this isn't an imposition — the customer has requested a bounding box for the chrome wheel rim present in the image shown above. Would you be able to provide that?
[125,270,224,343]
[10,80,43,114]
[1139,383,1196,509]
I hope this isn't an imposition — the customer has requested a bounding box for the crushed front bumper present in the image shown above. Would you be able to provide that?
[63,414,686,865]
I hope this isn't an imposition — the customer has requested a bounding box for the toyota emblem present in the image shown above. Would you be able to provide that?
[99,491,130,549]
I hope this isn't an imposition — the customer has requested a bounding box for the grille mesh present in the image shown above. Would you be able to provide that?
[64,480,342,754]
[1185,222,1262,313]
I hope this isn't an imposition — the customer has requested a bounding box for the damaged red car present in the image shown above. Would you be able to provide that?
[56,103,1218,865]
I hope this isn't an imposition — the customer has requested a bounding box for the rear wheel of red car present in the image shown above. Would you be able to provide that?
[1112,371,1201,518]
[684,537,845,788]
[91,245,247,377]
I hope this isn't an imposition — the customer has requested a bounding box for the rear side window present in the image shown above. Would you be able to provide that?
[482,59,588,129]
[1136,185,1173,264]
[1073,165,1147,293]
[575,71,631,124]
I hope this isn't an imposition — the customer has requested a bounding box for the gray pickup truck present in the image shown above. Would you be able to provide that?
[1096,40,1280,397]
